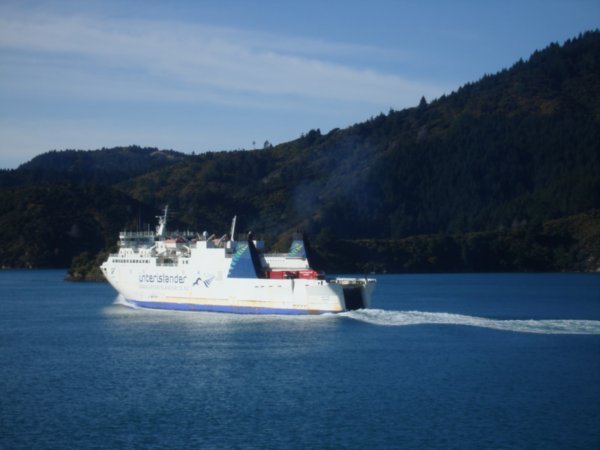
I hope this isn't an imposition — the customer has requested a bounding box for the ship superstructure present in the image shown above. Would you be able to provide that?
[101,207,375,314]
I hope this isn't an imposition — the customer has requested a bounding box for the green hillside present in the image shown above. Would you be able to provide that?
[119,32,600,238]
[0,31,598,274]
[0,183,156,268]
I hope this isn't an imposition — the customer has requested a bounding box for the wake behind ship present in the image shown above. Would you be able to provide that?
[101,207,375,314]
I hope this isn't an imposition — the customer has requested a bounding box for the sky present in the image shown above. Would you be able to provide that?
[0,0,598,168]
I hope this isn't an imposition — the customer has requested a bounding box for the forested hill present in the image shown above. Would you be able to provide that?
[0,146,188,187]
[0,31,599,274]
[120,32,600,238]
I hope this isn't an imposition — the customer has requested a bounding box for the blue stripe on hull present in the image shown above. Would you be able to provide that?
[128,299,337,315]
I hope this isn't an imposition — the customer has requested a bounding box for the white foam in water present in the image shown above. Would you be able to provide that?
[106,297,600,334]
[342,309,600,335]
[113,294,139,309]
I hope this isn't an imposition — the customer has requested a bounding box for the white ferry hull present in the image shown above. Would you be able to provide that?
[104,265,374,315]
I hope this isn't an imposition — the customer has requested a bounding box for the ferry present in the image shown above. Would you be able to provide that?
[101,207,375,314]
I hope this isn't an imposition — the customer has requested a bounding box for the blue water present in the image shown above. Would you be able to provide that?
[1,271,599,449]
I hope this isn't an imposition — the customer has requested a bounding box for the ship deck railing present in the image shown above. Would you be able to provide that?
[119,231,156,239]
[264,253,306,259]
[329,277,376,285]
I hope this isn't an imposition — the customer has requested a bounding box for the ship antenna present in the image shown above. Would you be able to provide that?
[156,205,169,238]
[230,215,237,242]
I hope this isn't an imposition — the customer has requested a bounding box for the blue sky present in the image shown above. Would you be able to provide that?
[0,0,598,168]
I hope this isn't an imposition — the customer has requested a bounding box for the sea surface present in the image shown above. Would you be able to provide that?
[1,270,599,449]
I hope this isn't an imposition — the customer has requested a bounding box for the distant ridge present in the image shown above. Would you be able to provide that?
[1,146,188,187]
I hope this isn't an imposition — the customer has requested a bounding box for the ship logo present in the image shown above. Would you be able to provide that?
[193,273,214,288]
[288,242,303,256]
[288,240,306,258]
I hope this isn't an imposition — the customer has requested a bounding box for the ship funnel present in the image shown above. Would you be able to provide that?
[288,233,307,258]
[226,232,264,279]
